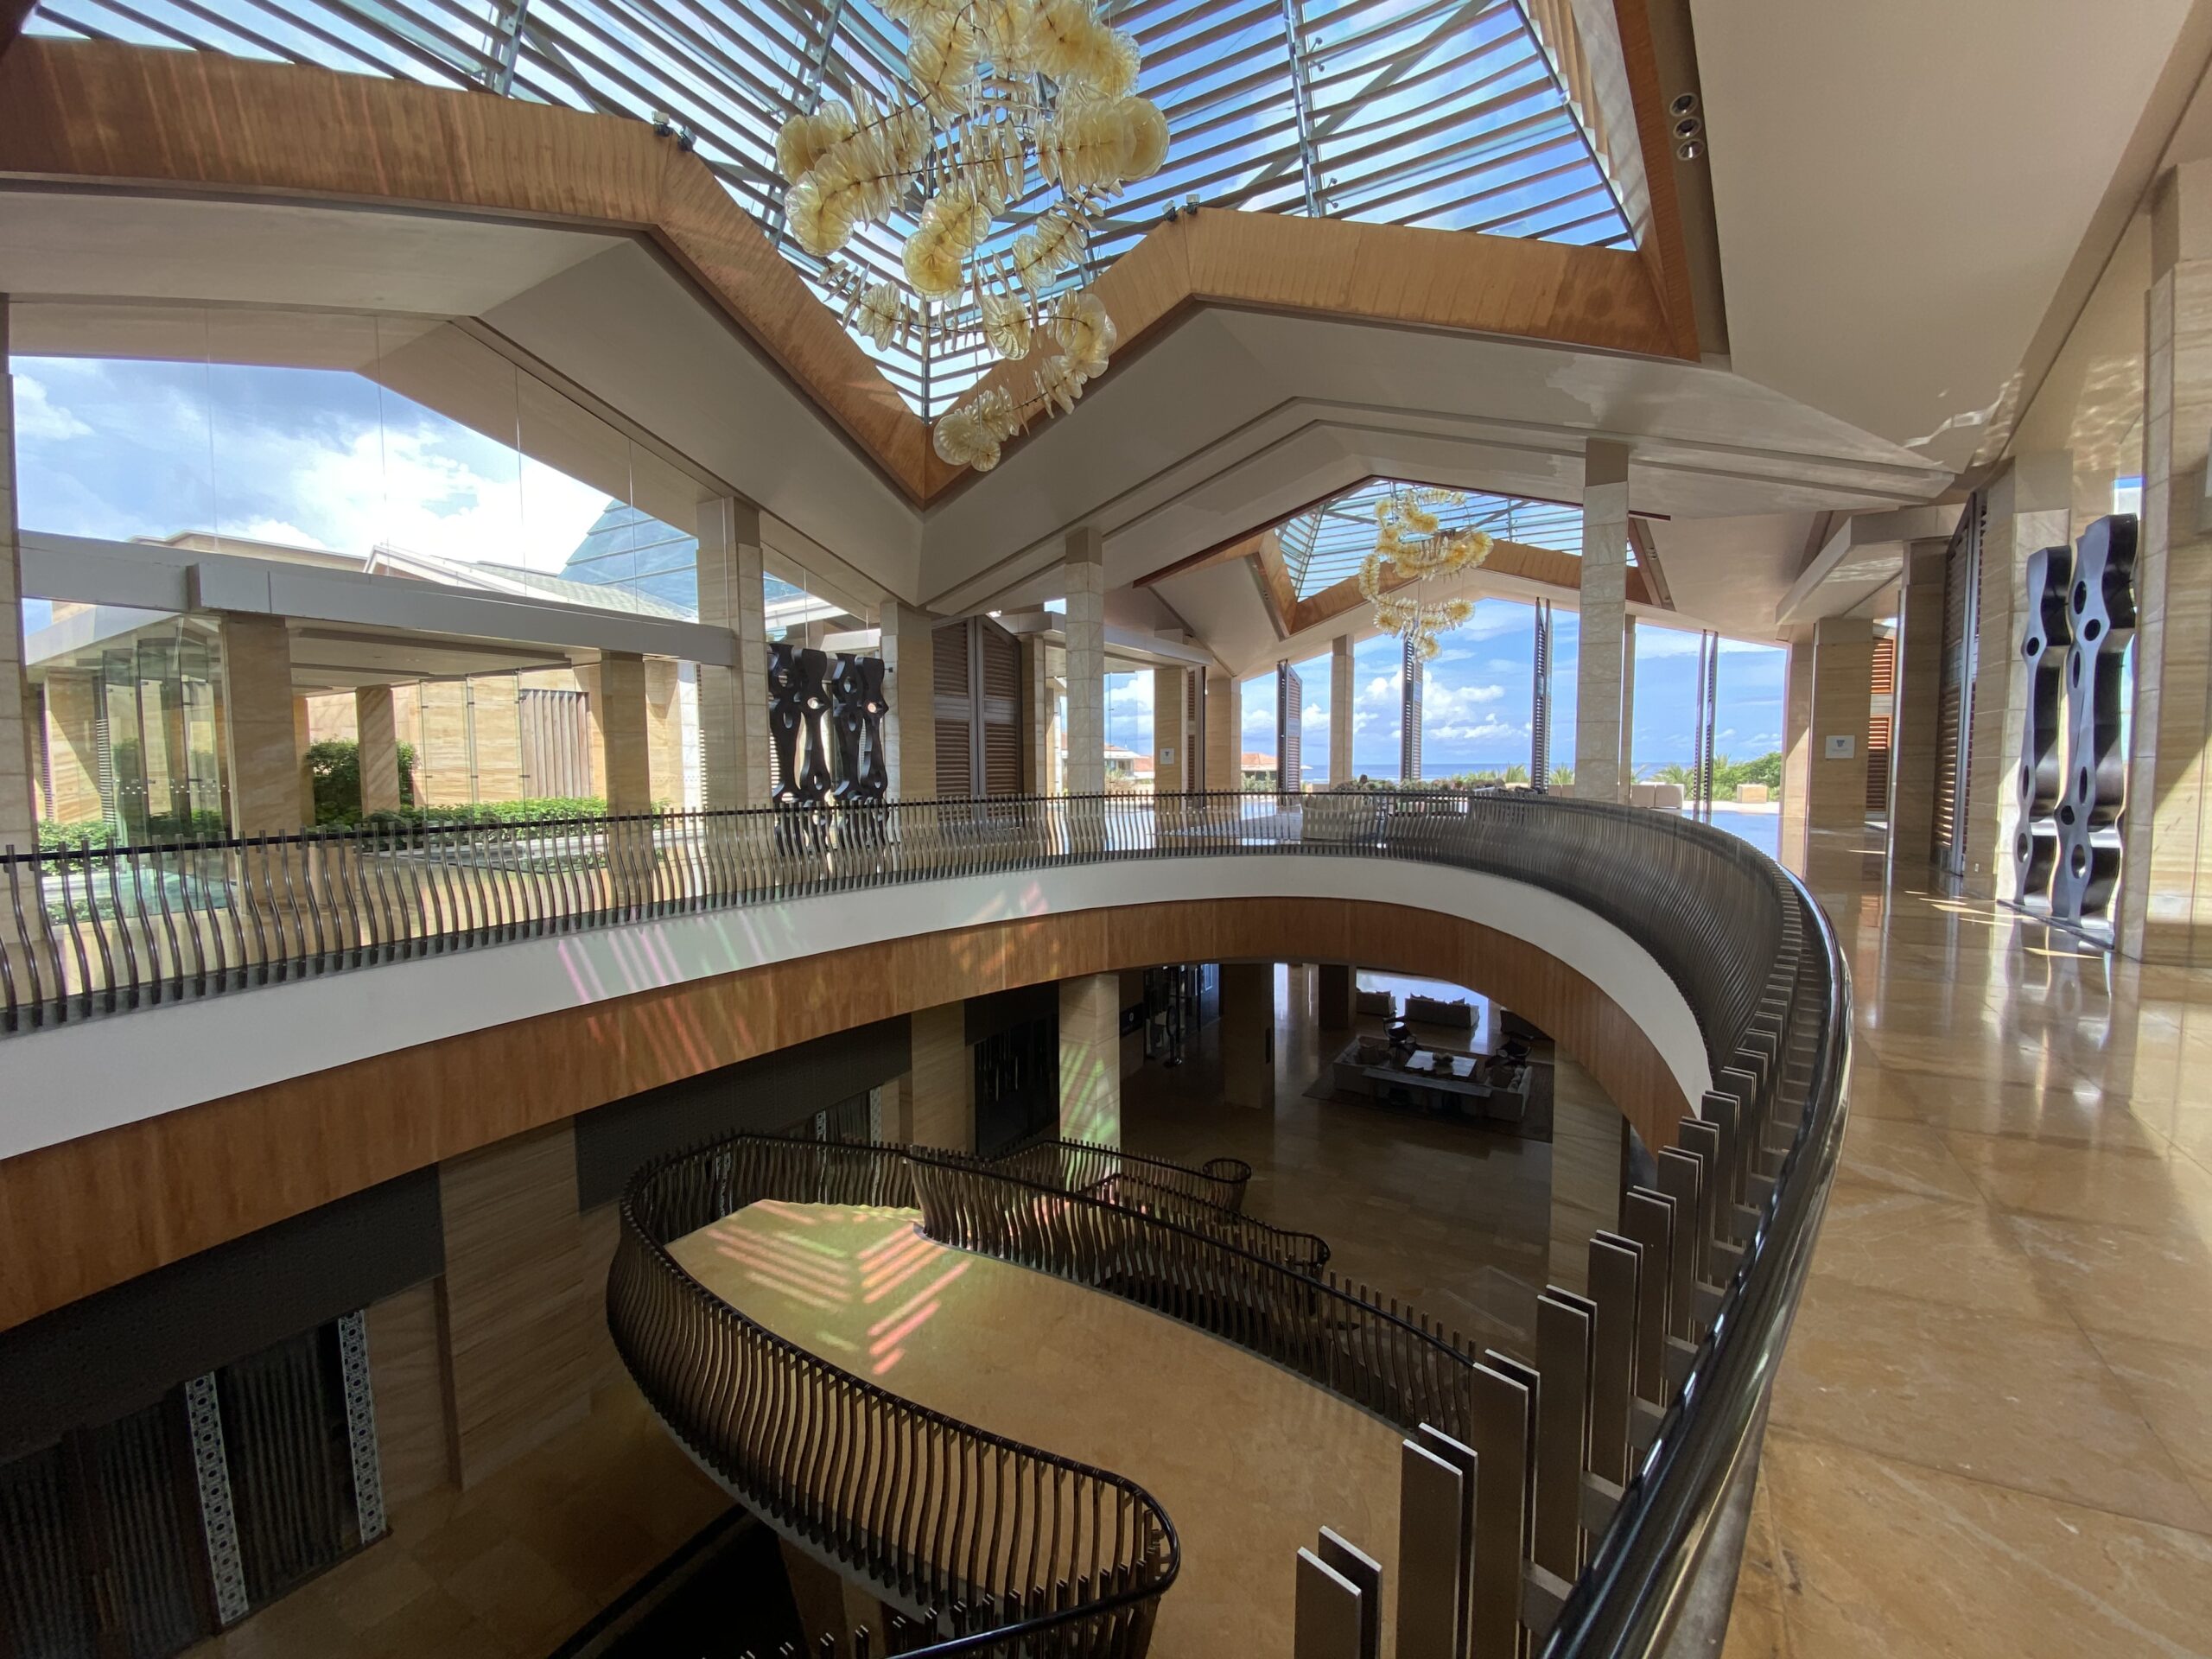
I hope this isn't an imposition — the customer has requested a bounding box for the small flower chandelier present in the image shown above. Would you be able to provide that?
[772,0,1170,474]
[1357,487,1495,660]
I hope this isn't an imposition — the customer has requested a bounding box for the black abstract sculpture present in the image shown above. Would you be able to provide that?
[2012,513,2135,926]
[766,642,829,808]
[828,653,888,807]
[2050,515,2137,921]
[2012,540,2073,905]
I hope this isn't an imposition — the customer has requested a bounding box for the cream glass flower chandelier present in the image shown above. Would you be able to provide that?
[1356,487,1496,660]
[772,0,1170,473]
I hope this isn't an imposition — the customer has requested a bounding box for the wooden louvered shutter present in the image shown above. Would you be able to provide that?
[933,619,976,798]
[979,620,1021,797]
[1866,636,1896,813]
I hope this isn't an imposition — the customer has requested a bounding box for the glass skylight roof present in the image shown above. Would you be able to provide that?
[25,0,1632,417]
[1280,480,1593,598]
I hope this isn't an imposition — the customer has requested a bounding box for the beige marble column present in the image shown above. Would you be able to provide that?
[221,613,303,834]
[588,651,653,814]
[1204,670,1236,791]
[1064,528,1105,795]
[0,304,39,855]
[1806,617,1875,842]
[292,697,316,824]
[1329,634,1354,785]
[1963,453,2072,899]
[1150,667,1185,794]
[41,673,104,825]
[1218,961,1275,1110]
[695,498,770,809]
[900,1001,973,1151]
[1887,541,1949,869]
[883,598,937,800]
[2122,158,2212,962]
[1021,637,1051,792]
[1575,440,1630,802]
[1058,972,1122,1145]
[1779,632,1815,872]
[355,683,404,814]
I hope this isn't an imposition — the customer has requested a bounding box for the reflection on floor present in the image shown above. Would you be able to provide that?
[1722,833,2212,1656]
[1121,964,1605,1362]
[184,1383,728,1659]
[671,1202,1403,1659]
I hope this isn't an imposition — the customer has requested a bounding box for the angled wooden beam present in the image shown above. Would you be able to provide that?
[0,37,1694,504]
[0,38,933,499]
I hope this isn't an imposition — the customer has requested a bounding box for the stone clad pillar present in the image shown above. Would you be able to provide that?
[1218,961,1275,1110]
[221,613,304,834]
[695,498,770,809]
[1058,973,1122,1145]
[1204,670,1236,791]
[883,598,937,800]
[0,300,38,855]
[1779,632,1814,871]
[1618,614,1637,785]
[2122,158,2212,962]
[355,684,404,814]
[586,651,653,815]
[41,674,104,825]
[1150,667,1185,794]
[1962,453,2072,899]
[1329,634,1354,785]
[1575,440,1630,802]
[1805,617,1875,846]
[1063,528,1105,795]
[1887,541,1949,868]
[898,1002,973,1151]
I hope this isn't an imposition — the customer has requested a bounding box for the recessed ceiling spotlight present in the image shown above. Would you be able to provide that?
[1676,137,1705,162]
[1673,115,1702,141]
[1669,92,1700,118]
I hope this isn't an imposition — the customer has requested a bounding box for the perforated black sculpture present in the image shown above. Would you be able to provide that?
[2050,515,2137,921]
[2012,540,2073,905]
[828,653,888,807]
[766,642,833,808]
[2012,513,2135,926]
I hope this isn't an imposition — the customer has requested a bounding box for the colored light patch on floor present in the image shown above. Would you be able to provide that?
[667,1202,1402,1659]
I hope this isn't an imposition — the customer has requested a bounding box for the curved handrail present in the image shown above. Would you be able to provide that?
[609,1135,1179,1657]
[1082,1171,1330,1275]
[986,1136,1253,1212]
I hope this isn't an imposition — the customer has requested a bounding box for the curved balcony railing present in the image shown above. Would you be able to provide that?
[987,1137,1254,1213]
[609,1134,1179,1656]
[0,791,1777,1057]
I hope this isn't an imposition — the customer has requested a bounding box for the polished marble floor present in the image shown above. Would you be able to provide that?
[182,1382,728,1659]
[1722,834,2212,1657]
[671,1202,1404,1659]
[1121,965,1566,1361]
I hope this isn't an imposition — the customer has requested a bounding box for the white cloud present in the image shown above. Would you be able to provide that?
[13,375,92,442]
[232,518,330,550]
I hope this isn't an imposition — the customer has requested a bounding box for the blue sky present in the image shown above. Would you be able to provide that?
[10,354,612,575]
[1235,604,1784,779]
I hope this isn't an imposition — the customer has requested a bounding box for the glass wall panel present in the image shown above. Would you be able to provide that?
[1349,634,1402,779]
[1421,599,1537,785]
[1104,667,1150,791]
[1237,671,1274,789]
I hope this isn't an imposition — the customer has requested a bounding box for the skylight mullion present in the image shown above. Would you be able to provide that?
[1319,100,1568,201]
[1344,133,1592,226]
[603,0,799,118]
